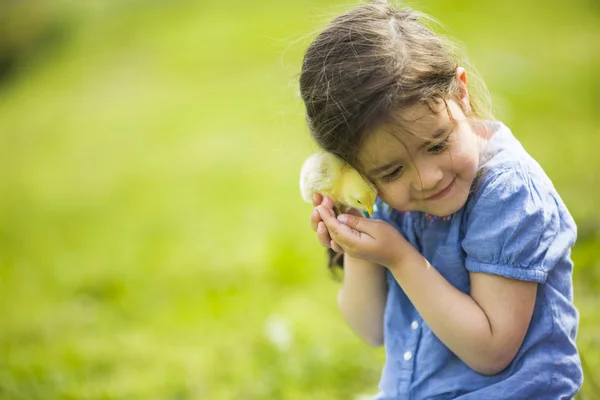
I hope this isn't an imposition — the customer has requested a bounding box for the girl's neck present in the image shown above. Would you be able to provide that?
[471,118,497,167]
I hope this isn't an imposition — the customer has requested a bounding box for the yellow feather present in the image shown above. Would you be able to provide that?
[299,152,377,216]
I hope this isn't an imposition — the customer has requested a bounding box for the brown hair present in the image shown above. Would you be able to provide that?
[299,0,492,271]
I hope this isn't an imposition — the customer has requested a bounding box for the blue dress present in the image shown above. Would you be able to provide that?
[371,122,582,399]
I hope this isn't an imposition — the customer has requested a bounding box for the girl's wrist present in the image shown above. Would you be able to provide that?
[387,239,415,273]
[344,251,386,271]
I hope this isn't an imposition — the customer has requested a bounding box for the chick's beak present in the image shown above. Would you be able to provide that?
[367,206,373,217]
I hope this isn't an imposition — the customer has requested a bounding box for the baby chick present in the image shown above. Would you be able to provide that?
[300,152,377,216]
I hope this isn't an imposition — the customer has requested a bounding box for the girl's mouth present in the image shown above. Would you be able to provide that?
[426,177,456,201]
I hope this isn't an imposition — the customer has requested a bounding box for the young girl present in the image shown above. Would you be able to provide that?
[300,1,582,398]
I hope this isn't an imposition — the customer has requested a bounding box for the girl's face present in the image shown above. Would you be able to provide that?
[358,100,485,217]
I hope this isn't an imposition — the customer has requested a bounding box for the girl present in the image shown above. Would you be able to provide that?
[300,1,582,399]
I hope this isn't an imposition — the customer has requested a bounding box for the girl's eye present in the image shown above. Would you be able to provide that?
[428,136,450,154]
[382,166,403,182]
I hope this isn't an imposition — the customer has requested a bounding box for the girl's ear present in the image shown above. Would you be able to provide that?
[455,67,471,115]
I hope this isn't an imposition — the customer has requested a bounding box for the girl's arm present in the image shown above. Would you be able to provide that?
[317,206,537,375]
[338,252,387,347]
[389,245,537,375]
[310,194,387,347]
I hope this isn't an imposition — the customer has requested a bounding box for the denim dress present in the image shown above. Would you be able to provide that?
[371,122,583,399]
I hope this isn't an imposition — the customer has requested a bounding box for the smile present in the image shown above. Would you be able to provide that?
[426,177,456,201]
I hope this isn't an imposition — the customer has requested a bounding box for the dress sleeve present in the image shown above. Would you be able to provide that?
[461,167,565,283]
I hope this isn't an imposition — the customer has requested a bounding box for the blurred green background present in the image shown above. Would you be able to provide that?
[0,0,598,399]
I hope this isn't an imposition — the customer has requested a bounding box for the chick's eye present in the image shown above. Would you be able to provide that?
[382,166,403,182]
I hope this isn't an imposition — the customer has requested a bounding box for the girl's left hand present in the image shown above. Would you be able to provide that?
[316,205,408,269]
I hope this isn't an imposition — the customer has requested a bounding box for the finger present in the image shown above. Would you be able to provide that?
[319,198,336,219]
[330,240,344,253]
[312,192,322,207]
[310,208,321,232]
[316,205,354,243]
[337,213,377,237]
[321,195,335,210]
[317,221,332,248]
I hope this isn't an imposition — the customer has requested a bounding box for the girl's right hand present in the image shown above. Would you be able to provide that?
[310,193,364,253]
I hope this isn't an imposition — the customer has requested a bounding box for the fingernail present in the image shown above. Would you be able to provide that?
[337,214,347,224]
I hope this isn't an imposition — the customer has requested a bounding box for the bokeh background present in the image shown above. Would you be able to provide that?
[0,0,598,399]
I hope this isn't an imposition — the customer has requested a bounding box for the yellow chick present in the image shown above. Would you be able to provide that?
[300,152,377,216]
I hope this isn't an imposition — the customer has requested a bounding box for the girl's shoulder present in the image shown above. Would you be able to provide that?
[459,122,576,282]
[468,121,564,212]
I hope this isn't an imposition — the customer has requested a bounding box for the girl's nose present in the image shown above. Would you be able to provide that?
[411,162,444,192]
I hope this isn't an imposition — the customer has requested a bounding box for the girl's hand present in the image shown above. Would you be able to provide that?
[310,193,363,253]
[316,205,407,268]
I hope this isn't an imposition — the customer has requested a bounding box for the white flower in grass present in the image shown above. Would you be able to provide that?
[264,314,292,351]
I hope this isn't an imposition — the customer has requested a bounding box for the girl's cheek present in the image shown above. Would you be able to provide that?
[378,181,410,208]
[454,149,477,170]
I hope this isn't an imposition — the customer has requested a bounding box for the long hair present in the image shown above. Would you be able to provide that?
[299,1,492,271]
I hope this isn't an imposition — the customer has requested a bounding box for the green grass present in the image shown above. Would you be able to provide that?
[0,1,599,398]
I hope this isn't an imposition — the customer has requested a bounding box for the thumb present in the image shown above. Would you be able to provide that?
[337,213,378,236]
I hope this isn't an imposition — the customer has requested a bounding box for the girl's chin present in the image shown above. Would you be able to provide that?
[421,191,470,216]
[386,188,470,216]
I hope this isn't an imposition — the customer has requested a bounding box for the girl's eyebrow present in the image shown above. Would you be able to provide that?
[367,127,447,175]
